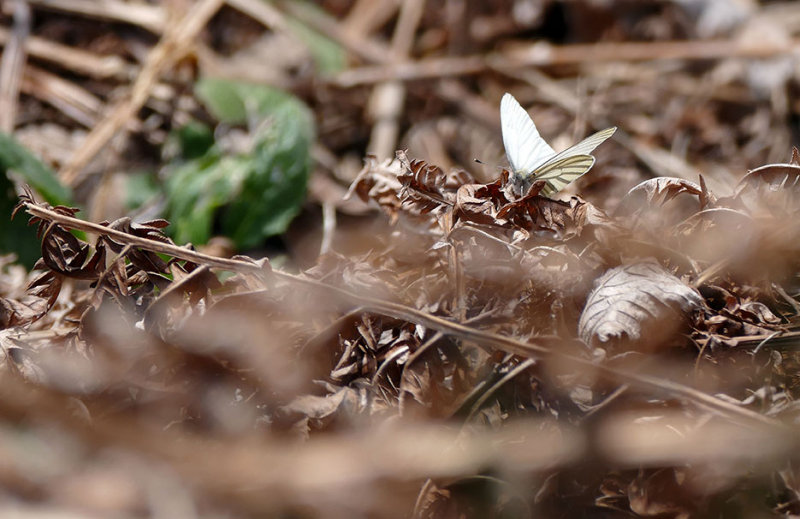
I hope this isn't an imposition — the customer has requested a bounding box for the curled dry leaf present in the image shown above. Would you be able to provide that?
[453,174,511,226]
[735,162,800,216]
[694,286,783,344]
[615,177,712,231]
[398,151,475,200]
[616,177,704,214]
[348,155,404,219]
[0,296,48,328]
[578,261,704,351]
[100,217,174,275]
[352,150,616,248]
[349,152,476,224]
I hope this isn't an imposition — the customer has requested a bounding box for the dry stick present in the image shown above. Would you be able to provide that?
[461,358,536,426]
[338,53,485,87]
[20,0,165,33]
[21,65,104,127]
[21,202,784,428]
[773,283,800,314]
[225,0,290,32]
[58,0,224,187]
[366,0,425,159]
[582,62,751,104]
[24,203,262,273]
[0,28,135,80]
[343,0,400,37]
[332,38,799,87]
[0,0,30,132]
[319,202,336,255]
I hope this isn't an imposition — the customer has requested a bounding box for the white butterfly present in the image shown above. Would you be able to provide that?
[500,92,616,197]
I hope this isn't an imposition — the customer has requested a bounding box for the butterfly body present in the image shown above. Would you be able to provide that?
[500,93,616,197]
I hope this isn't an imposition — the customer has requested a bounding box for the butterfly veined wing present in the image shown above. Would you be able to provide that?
[544,126,617,164]
[532,154,596,197]
[500,93,555,176]
[528,127,616,196]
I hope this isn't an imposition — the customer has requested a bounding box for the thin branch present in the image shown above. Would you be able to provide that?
[366,0,425,159]
[0,27,135,80]
[21,0,165,33]
[23,203,262,273]
[0,0,30,132]
[21,64,104,127]
[332,38,799,87]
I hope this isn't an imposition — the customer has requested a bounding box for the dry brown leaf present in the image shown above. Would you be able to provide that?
[578,260,704,352]
[628,469,695,519]
[616,176,708,214]
[735,162,800,216]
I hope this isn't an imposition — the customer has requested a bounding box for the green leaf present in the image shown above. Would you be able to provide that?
[0,133,72,206]
[165,79,314,249]
[0,171,43,267]
[171,121,215,160]
[0,133,74,266]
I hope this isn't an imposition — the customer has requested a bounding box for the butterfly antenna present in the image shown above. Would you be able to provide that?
[474,158,508,173]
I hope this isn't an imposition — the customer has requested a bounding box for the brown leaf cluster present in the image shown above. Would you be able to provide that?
[3,144,800,517]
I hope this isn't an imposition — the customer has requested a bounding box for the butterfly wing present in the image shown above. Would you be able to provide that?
[530,127,616,196]
[545,126,616,164]
[500,93,555,176]
[533,155,596,197]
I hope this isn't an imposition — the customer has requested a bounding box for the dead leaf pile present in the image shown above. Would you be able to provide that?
[1,145,800,517]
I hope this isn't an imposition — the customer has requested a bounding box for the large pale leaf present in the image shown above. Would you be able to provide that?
[578,261,704,351]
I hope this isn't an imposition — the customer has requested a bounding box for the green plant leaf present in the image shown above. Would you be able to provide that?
[170,121,215,161]
[0,171,43,267]
[165,79,314,249]
[0,133,72,206]
[0,133,74,266]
